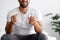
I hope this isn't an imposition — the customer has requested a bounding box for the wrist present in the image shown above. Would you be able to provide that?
[10,21,15,25]
[33,21,38,25]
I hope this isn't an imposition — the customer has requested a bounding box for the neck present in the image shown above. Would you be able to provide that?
[19,6,29,14]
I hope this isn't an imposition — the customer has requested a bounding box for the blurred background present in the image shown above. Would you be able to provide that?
[0,0,60,40]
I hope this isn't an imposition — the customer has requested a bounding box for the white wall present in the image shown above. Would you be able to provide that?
[0,0,60,40]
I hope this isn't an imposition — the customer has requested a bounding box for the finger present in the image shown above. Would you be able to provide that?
[11,17,14,21]
[15,14,18,16]
[12,14,18,17]
[28,17,30,19]
[28,17,30,21]
[30,16,34,20]
[30,16,33,18]
[30,16,35,19]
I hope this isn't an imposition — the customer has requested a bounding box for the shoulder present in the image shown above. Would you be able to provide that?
[29,7,37,12]
[30,8,42,20]
[30,7,41,14]
[7,7,19,16]
[30,8,41,15]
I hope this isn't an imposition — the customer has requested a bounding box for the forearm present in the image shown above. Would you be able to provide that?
[34,21,42,33]
[5,22,14,34]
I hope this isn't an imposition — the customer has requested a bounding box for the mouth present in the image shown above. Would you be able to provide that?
[22,2,28,5]
[20,1,28,8]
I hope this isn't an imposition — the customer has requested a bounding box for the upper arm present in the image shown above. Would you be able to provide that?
[5,11,12,31]
[35,10,42,21]
[5,22,10,30]
[35,10,42,26]
[7,12,12,22]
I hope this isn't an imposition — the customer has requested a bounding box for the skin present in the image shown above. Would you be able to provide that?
[5,0,42,34]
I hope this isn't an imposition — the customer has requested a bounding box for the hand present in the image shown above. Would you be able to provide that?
[11,14,18,24]
[28,16,37,25]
